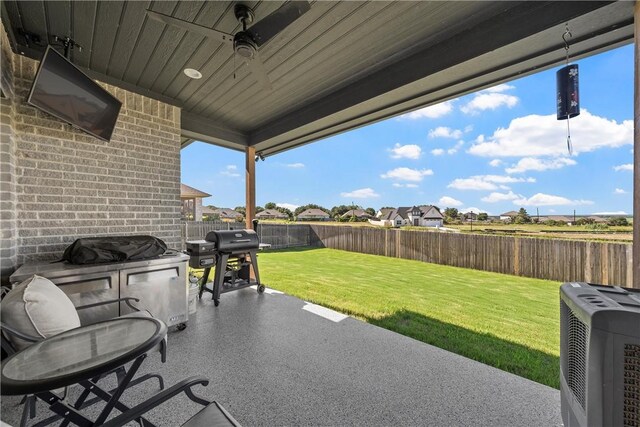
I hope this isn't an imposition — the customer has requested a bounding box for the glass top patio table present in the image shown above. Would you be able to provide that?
[1,317,166,396]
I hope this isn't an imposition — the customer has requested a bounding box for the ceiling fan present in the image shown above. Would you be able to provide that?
[146,2,311,91]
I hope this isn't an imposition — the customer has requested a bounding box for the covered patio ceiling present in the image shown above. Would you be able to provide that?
[1,1,635,157]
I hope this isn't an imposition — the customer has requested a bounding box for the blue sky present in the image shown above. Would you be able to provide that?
[181,44,633,216]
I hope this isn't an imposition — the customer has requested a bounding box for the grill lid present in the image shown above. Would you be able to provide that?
[205,229,259,252]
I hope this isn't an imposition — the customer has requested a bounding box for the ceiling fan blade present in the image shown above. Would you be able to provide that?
[246,51,272,91]
[246,1,311,47]
[146,10,234,45]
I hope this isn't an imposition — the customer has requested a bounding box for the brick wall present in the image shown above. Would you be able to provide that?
[1,24,183,282]
[1,23,17,285]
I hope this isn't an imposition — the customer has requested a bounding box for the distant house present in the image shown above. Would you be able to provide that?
[201,206,217,218]
[376,208,404,227]
[500,211,519,222]
[375,205,443,227]
[256,209,288,220]
[341,209,372,220]
[587,215,607,223]
[376,208,395,219]
[297,208,330,221]
[547,215,573,225]
[463,211,478,221]
[398,205,444,227]
[206,207,243,222]
[181,183,211,221]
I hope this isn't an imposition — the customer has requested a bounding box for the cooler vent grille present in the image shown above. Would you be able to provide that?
[562,300,588,410]
[624,344,640,427]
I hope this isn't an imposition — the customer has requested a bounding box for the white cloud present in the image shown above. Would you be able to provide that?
[393,183,419,188]
[448,178,498,191]
[505,157,576,174]
[461,93,518,115]
[448,140,464,155]
[483,84,515,93]
[276,203,299,211]
[614,163,633,172]
[593,211,628,215]
[481,191,520,203]
[428,126,463,139]
[398,101,454,119]
[340,188,380,199]
[390,143,421,160]
[614,188,627,194]
[489,159,502,167]
[286,163,305,168]
[482,175,535,184]
[221,165,240,177]
[381,167,433,182]
[513,193,593,207]
[461,206,489,215]
[431,148,445,156]
[468,110,633,157]
[438,196,463,207]
[448,175,535,191]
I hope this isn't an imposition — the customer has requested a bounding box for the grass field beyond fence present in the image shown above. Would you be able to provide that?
[259,247,561,389]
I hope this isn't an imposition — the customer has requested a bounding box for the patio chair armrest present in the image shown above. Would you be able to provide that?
[100,376,211,427]
[0,321,41,343]
[74,297,141,312]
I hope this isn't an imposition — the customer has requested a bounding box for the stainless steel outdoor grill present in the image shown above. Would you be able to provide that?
[186,229,265,306]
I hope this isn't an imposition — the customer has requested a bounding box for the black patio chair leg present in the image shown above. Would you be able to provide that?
[19,395,35,427]
[76,370,165,411]
[128,372,165,390]
[94,353,146,425]
[115,365,127,384]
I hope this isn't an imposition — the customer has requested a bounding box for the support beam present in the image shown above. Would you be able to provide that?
[634,0,640,288]
[245,146,256,230]
[181,112,249,152]
[250,1,621,151]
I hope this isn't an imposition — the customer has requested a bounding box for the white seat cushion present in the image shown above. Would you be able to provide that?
[1,275,81,351]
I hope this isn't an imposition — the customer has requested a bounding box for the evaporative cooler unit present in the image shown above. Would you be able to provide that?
[560,282,640,427]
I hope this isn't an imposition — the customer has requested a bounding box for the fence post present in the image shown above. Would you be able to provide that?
[513,237,520,276]
[627,244,634,287]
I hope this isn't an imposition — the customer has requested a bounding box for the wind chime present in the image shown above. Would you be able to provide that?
[556,23,580,155]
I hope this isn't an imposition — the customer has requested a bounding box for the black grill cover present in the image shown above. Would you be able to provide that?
[62,235,167,265]
[205,229,259,252]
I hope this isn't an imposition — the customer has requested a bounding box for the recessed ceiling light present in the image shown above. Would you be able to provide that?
[184,68,202,79]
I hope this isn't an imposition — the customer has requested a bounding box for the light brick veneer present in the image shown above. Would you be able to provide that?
[1,24,183,282]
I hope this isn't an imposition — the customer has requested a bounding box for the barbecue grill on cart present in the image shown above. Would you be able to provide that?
[186,229,265,306]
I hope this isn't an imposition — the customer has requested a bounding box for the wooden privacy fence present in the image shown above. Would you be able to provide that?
[258,223,313,249]
[181,222,632,285]
[181,221,313,250]
[181,221,245,245]
[308,225,633,286]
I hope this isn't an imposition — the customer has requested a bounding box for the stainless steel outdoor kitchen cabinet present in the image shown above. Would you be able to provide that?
[9,252,190,328]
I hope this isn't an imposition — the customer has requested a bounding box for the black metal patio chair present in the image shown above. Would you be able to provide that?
[1,287,167,426]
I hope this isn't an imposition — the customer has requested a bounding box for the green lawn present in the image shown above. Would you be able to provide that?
[258,247,561,388]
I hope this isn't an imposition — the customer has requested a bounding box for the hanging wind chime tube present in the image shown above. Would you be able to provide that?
[556,23,580,155]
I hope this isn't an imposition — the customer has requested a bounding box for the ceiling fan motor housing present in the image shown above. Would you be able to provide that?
[234,32,257,59]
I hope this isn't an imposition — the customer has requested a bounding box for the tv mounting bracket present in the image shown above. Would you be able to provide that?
[52,36,82,60]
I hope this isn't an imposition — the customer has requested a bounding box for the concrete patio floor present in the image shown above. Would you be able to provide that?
[1,287,561,426]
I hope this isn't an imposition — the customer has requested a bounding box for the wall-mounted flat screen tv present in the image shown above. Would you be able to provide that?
[28,46,122,141]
